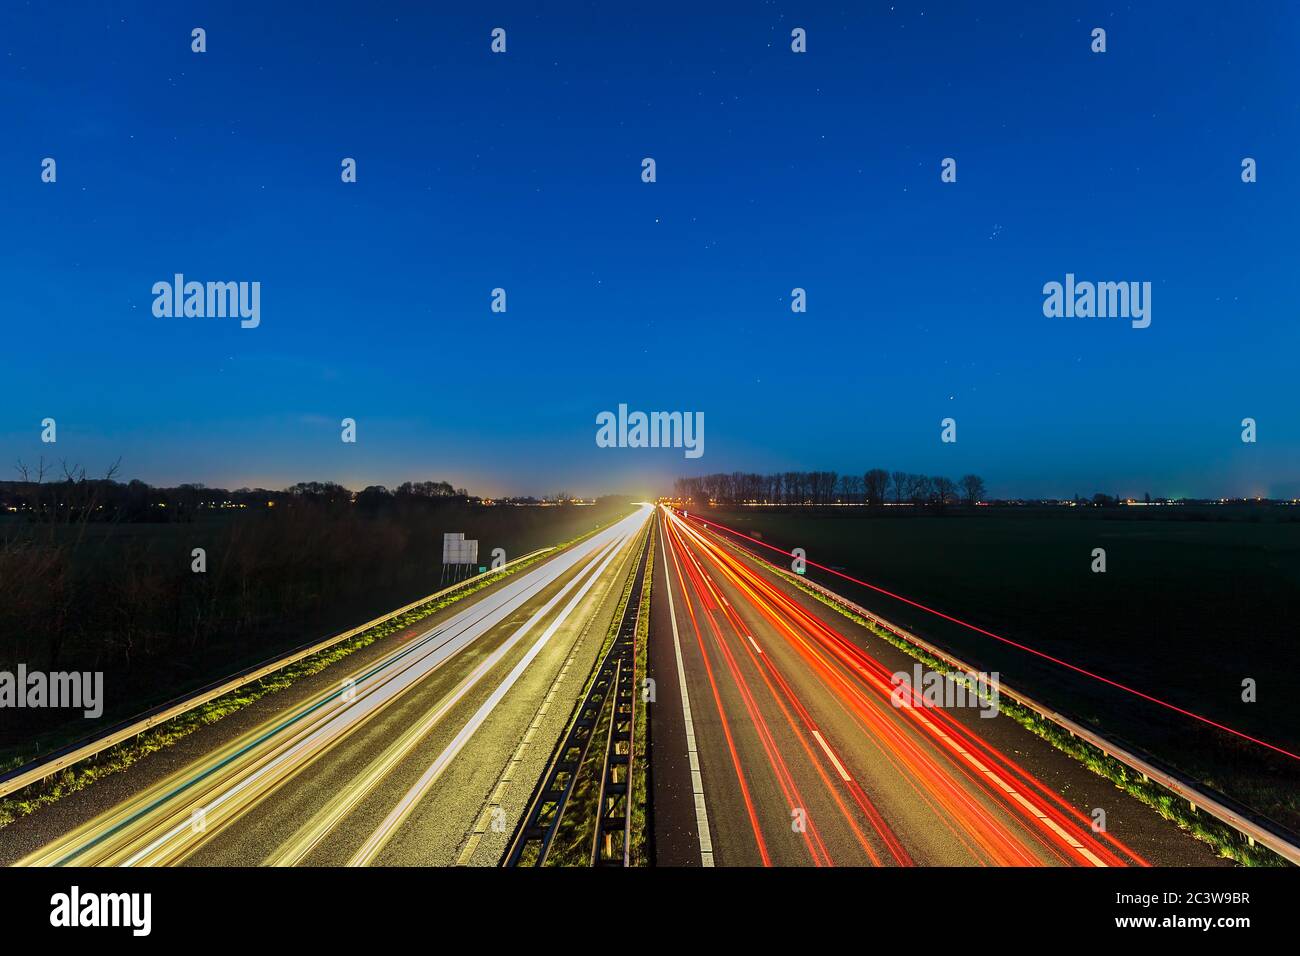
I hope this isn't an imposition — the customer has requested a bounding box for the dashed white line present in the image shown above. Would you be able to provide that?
[812,730,852,782]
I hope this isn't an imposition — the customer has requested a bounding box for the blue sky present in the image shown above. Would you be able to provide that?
[2,2,1297,497]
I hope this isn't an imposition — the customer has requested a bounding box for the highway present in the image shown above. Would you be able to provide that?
[5,500,1231,868]
[10,504,652,867]
[650,506,1226,867]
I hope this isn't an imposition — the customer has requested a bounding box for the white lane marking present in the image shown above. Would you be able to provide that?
[349,512,648,865]
[660,510,714,867]
[812,730,852,782]
[745,634,762,655]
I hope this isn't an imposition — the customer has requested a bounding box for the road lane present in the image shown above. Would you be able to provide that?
[16,505,652,867]
[648,520,714,866]
[653,506,1226,867]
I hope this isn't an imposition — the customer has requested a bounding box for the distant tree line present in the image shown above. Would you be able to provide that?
[0,460,478,524]
[672,470,987,507]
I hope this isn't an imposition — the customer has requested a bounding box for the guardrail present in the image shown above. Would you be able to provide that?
[691,517,1300,867]
[0,548,554,801]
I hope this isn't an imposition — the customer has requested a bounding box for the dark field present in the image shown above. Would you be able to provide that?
[0,499,633,763]
[691,505,1300,834]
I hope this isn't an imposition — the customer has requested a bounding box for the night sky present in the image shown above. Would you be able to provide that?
[3,2,1296,498]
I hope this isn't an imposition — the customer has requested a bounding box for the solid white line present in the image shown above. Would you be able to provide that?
[660,510,714,866]
[812,730,852,782]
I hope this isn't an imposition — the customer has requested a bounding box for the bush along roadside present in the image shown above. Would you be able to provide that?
[0,517,623,832]
[716,535,1286,868]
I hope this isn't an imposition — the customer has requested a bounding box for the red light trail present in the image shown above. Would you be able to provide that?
[661,507,1148,866]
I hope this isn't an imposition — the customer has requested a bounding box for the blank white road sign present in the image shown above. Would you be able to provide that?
[442,532,480,565]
